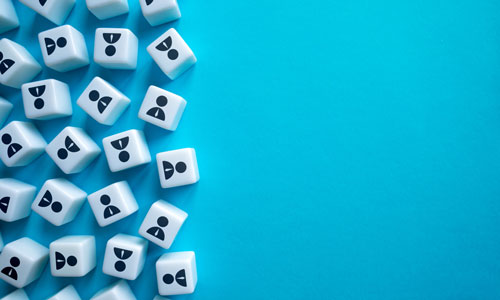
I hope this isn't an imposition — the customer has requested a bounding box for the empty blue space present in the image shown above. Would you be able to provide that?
[1,0,500,299]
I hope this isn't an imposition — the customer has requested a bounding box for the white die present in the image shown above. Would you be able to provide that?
[138,86,186,131]
[0,289,29,300]
[102,234,148,280]
[87,181,138,227]
[21,79,72,120]
[0,98,13,128]
[94,28,138,70]
[45,127,101,174]
[102,130,151,172]
[19,0,75,25]
[156,251,197,296]
[147,28,196,80]
[138,200,187,249]
[0,0,19,34]
[0,39,42,89]
[77,77,130,125]
[139,0,180,26]
[0,238,49,288]
[31,178,86,226]
[38,25,89,72]
[90,280,136,300]
[156,148,199,188]
[86,0,128,20]
[48,285,81,300]
[0,121,46,167]
[49,236,96,277]
[0,179,36,222]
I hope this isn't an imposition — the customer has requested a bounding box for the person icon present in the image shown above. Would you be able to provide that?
[100,195,121,219]
[146,96,168,121]
[0,196,9,213]
[146,216,169,241]
[1,256,20,280]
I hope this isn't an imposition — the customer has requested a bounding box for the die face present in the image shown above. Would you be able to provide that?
[86,0,129,20]
[87,181,138,227]
[147,29,196,80]
[138,86,186,131]
[19,0,75,25]
[0,39,41,88]
[0,238,49,289]
[102,234,147,280]
[94,28,138,69]
[0,0,19,34]
[0,121,46,167]
[31,179,87,226]
[0,98,13,127]
[0,179,36,222]
[156,148,199,188]
[76,77,130,125]
[49,236,96,277]
[1,289,29,300]
[139,0,180,26]
[46,127,101,174]
[21,79,72,120]
[102,130,151,172]
[138,200,187,249]
[156,252,197,296]
[90,280,136,300]
[38,25,89,72]
[48,285,81,300]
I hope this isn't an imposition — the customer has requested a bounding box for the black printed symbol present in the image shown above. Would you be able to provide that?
[38,190,63,213]
[163,269,187,287]
[2,134,22,158]
[145,0,153,5]
[155,36,179,60]
[146,216,168,241]
[89,90,112,114]
[57,136,80,160]
[113,247,132,272]
[0,51,15,75]
[111,137,130,163]
[55,252,77,270]
[146,96,168,121]
[162,161,186,180]
[103,33,121,57]
[39,0,47,6]
[45,37,67,56]
[28,85,46,110]
[100,194,121,219]
[0,197,9,213]
[1,257,20,280]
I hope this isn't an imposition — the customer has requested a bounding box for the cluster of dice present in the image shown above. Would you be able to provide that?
[0,0,200,299]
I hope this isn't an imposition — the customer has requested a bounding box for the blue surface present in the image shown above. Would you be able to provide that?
[2,0,500,299]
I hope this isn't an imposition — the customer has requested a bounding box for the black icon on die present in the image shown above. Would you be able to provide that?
[55,252,77,270]
[0,197,9,213]
[113,247,132,272]
[163,161,187,180]
[45,37,67,56]
[2,133,22,158]
[155,36,179,60]
[89,90,112,114]
[103,33,121,57]
[146,216,168,241]
[28,85,46,110]
[0,51,15,75]
[163,269,187,287]
[146,96,168,121]
[57,136,80,160]
[101,194,121,219]
[145,0,154,5]
[38,190,63,213]
[1,257,20,280]
[39,0,47,6]
[111,137,130,163]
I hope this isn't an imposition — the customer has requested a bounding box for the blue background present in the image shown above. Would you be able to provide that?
[2,0,500,299]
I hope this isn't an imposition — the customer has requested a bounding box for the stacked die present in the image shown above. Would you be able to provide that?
[0,0,201,298]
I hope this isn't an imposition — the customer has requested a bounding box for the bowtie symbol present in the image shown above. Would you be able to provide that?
[111,137,130,162]
[45,37,67,56]
[0,197,10,213]
[55,252,77,270]
[155,36,179,60]
[2,134,22,158]
[0,51,14,75]
[28,85,46,110]
[88,90,112,114]
[163,269,187,287]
